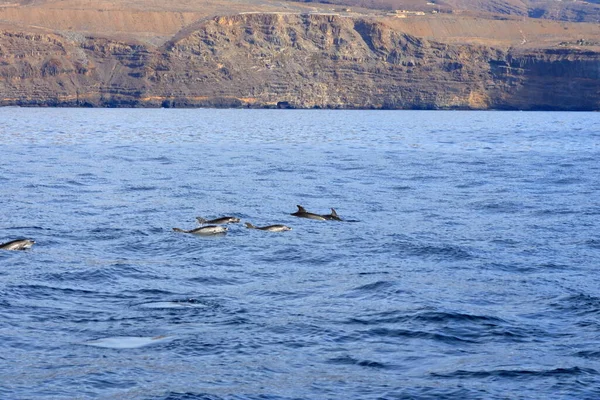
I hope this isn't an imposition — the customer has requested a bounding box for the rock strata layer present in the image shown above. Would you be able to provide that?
[0,13,598,110]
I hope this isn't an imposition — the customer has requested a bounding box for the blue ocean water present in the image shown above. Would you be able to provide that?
[0,108,599,399]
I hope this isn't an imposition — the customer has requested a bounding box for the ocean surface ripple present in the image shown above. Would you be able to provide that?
[1,109,599,399]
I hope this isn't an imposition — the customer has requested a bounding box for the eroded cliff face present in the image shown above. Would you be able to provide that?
[0,13,598,110]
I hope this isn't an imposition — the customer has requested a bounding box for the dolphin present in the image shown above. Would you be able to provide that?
[196,216,240,225]
[322,208,343,221]
[0,239,35,250]
[173,225,227,235]
[245,222,291,232]
[290,205,326,221]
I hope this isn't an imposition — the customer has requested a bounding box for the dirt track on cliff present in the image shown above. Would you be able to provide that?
[0,0,598,48]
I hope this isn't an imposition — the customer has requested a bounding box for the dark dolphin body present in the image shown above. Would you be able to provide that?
[322,208,343,221]
[196,216,240,225]
[291,205,343,221]
[245,222,292,232]
[0,239,35,250]
[173,225,227,235]
[290,205,327,221]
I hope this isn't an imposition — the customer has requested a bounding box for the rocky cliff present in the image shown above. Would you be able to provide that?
[0,13,598,110]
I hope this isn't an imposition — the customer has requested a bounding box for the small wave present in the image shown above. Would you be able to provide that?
[130,288,177,296]
[258,249,304,264]
[431,366,598,379]
[392,185,413,191]
[388,386,485,399]
[534,208,580,217]
[106,155,134,162]
[413,311,505,324]
[158,393,225,400]
[64,179,86,187]
[484,262,536,273]
[344,309,528,344]
[552,294,600,316]
[24,183,61,189]
[405,243,472,261]
[585,239,600,249]
[490,238,520,246]
[135,300,209,310]
[4,226,47,231]
[551,177,583,185]
[450,160,487,166]
[455,181,488,189]
[352,280,395,292]
[538,262,569,271]
[470,200,524,214]
[9,283,105,298]
[389,235,473,261]
[326,355,389,369]
[124,185,158,192]
[407,175,444,182]
[215,316,251,326]
[357,271,390,276]
[88,227,135,241]
[346,310,504,327]
[42,268,119,283]
[342,280,409,300]
[143,156,173,164]
[248,289,310,300]
[366,327,476,344]
[575,350,600,359]
[189,276,240,286]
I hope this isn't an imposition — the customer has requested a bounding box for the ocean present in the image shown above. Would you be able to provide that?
[0,108,599,399]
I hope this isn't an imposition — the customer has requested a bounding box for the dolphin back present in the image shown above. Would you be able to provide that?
[0,239,35,250]
[327,208,342,221]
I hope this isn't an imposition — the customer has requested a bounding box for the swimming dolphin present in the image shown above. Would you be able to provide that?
[0,239,35,250]
[245,222,291,232]
[196,216,240,225]
[173,225,227,235]
[322,208,343,221]
[290,205,326,221]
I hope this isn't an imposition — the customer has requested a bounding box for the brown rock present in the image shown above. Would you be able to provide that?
[0,13,598,110]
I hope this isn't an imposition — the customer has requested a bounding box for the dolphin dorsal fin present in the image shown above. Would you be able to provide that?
[296,205,307,212]
[331,208,338,217]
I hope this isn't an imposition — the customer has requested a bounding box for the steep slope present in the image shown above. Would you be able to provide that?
[1,13,598,110]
